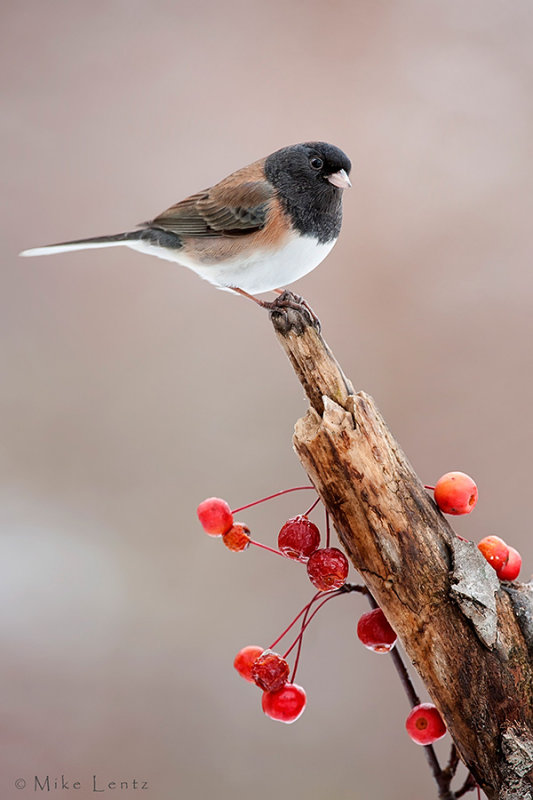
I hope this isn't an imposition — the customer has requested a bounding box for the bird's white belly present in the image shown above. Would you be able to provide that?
[126,234,336,295]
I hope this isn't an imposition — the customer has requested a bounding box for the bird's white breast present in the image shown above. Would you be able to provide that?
[126,233,336,295]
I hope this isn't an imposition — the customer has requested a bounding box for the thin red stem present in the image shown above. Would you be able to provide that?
[249,539,287,558]
[232,486,315,514]
[424,484,435,491]
[284,584,367,681]
[268,592,321,650]
[269,583,367,654]
[287,593,322,682]
[289,592,327,680]
[325,510,331,548]
[288,604,313,683]
[285,590,342,668]
[303,496,321,517]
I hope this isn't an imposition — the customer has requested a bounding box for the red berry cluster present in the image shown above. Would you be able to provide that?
[197,487,450,741]
[197,487,353,722]
[198,473,522,748]
[234,646,306,723]
[197,493,350,593]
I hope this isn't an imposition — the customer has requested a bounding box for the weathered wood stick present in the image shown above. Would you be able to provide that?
[270,299,533,800]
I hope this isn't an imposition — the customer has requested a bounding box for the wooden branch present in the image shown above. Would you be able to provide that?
[270,300,533,800]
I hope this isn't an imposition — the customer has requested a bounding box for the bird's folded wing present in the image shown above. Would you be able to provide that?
[148,180,274,237]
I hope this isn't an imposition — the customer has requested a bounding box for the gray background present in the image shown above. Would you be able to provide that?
[2,1,532,798]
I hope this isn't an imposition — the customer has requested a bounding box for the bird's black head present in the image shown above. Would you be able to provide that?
[265,142,351,243]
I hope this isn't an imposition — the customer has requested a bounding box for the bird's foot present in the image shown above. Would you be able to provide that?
[268,290,321,333]
[231,287,321,333]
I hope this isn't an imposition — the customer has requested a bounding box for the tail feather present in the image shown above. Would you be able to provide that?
[20,231,141,257]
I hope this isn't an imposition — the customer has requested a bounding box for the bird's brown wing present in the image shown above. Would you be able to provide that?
[147,162,275,237]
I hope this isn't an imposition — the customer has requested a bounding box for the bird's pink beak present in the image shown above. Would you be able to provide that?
[327,169,352,189]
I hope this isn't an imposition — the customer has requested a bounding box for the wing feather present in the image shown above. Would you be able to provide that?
[148,169,274,238]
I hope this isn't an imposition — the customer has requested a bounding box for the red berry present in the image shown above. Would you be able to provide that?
[234,645,264,682]
[222,522,250,552]
[251,650,290,692]
[307,547,349,591]
[197,497,233,536]
[405,703,446,745]
[357,608,397,653]
[278,515,321,562]
[261,683,307,724]
[434,472,478,515]
[478,536,509,570]
[496,546,522,581]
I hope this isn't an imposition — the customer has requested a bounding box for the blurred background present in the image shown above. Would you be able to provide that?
[2,1,532,797]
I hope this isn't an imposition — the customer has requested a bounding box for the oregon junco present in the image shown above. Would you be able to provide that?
[20,142,351,305]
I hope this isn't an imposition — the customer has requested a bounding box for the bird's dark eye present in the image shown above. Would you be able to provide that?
[309,156,323,170]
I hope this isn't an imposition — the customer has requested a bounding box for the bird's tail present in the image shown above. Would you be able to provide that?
[20,231,143,257]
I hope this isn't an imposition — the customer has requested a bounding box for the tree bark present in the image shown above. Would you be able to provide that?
[270,300,533,800]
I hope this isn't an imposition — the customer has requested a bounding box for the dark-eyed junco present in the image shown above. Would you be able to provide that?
[20,142,351,304]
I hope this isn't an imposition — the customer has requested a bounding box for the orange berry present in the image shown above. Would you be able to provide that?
[222,522,250,552]
[434,472,478,515]
[478,536,509,570]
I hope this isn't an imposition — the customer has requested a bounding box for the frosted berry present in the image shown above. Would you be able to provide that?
[197,497,233,536]
[307,547,349,591]
[222,522,250,552]
[357,608,397,653]
[478,536,509,570]
[405,703,446,745]
[434,472,478,515]
[261,683,307,724]
[497,546,522,581]
[251,650,290,692]
[278,515,321,562]
[234,645,264,682]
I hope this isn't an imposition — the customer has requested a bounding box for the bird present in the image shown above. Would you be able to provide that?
[20,141,351,309]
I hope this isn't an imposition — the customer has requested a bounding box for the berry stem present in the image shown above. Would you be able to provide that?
[325,509,331,549]
[455,773,478,798]
[249,539,288,558]
[444,744,460,781]
[285,592,322,683]
[302,496,321,517]
[268,583,368,655]
[287,582,369,681]
[390,636,421,707]
[366,593,450,793]
[285,590,344,674]
[287,591,330,681]
[268,592,321,650]
[424,484,435,491]
[231,485,315,514]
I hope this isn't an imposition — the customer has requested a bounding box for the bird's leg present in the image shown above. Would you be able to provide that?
[231,287,274,307]
[231,287,321,332]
